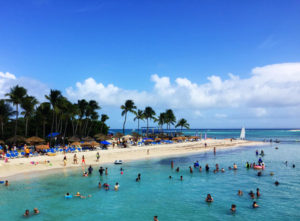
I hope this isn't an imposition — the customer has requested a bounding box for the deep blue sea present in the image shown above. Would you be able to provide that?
[0,129,300,221]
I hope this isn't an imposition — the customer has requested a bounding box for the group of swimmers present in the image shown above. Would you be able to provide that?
[23,208,39,217]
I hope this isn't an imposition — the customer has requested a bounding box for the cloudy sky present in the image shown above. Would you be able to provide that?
[1,0,300,128]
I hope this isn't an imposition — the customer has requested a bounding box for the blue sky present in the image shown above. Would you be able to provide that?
[1,0,300,128]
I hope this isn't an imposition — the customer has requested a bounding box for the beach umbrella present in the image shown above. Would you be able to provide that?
[26,136,45,144]
[90,141,100,147]
[100,140,111,145]
[0,140,5,144]
[81,142,92,147]
[6,135,26,144]
[94,133,109,141]
[70,142,81,146]
[68,136,80,142]
[154,138,161,142]
[47,132,60,138]
[82,136,94,142]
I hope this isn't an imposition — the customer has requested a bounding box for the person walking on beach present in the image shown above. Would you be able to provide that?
[63,156,67,166]
[147,149,150,155]
[96,152,100,162]
[73,154,78,164]
[82,155,85,165]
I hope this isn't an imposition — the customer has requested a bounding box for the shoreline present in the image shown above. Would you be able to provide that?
[0,139,264,181]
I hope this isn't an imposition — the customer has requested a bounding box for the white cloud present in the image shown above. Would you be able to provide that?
[0,72,49,101]
[66,63,300,115]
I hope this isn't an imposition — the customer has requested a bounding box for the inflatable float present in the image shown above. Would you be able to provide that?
[114,160,123,165]
[253,165,265,170]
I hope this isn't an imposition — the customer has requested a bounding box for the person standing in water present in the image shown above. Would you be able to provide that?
[88,165,93,175]
[154,216,159,221]
[171,161,174,169]
[189,166,193,173]
[114,182,119,191]
[105,168,108,175]
[63,156,67,166]
[213,147,216,154]
[99,167,104,176]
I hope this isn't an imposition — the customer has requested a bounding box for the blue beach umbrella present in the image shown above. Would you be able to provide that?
[47,132,60,138]
[100,140,111,145]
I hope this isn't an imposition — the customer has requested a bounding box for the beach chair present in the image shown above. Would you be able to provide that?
[21,152,25,157]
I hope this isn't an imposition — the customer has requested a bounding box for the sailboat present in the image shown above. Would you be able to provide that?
[240,127,246,140]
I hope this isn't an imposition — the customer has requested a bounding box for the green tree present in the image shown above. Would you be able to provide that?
[121,100,136,134]
[175,118,190,132]
[100,114,109,133]
[165,109,176,130]
[45,89,63,137]
[143,106,156,136]
[5,85,28,137]
[21,96,38,137]
[156,112,166,133]
[0,99,14,137]
[134,109,144,135]
[36,102,51,138]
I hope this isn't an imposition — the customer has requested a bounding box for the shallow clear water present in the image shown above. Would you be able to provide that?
[1,130,300,221]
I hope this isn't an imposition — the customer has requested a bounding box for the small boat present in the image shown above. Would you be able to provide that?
[240,127,246,140]
[114,160,123,165]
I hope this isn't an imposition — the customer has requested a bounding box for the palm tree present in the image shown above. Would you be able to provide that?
[100,114,109,133]
[165,109,176,130]
[36,102,51,138]
[134,109,144,135]
[75,99,88,136]
[84,100,100,136]
[21,96,38,137]
[45,89,62,138]
[176,118,190,132]
[5,85,28,137]
[143,106,156,136]
[156,112,166,133]
[0,99,14,137]
[121,100,136,134]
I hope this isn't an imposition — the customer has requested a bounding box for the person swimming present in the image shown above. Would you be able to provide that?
[199,166,202,172]
[230,204,236,212]
[205,194,213,202]
[249,191,255,199]
[75,192,81,197]
[257,171,262,176]
[221,168,225,172]
[98,182,102,189]
[4,180,8,186]
[233,163,237,170]
[215,164,219,171]
[256,150,259,155]
[33,208,39,215]
[246,162,250,168]
[205,164,209,172]
[292,164,295,168]
[104,183,109,190]
[24,209,30,217]
[238,190,243,196]
[180,176,183,181]
[137,173,141,181]
[275,181,280,186]
[114,182,119,191]
[83,172,88,177]
[252,201,259,208]
[256,188,260,197]
[176,167,180,172]
[169,176,172,179]
[189,166,193,173]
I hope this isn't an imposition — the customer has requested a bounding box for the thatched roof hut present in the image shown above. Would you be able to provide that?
[6,135,26,144]
[82,136,94,142]
[26,136,45,144]
[36,145,49,150]
[68,136,80,142]
[0,140,5,145]
[70,142,81,146]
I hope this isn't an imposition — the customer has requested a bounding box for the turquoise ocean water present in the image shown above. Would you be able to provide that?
[1,129,300,221]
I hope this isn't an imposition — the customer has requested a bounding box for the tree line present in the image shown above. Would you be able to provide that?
[0,85,109,141]
[121,99,190,135]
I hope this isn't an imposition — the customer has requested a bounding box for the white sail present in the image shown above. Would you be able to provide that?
[240,127,246,140]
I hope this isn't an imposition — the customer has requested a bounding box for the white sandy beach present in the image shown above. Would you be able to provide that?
[0,139,264,180]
